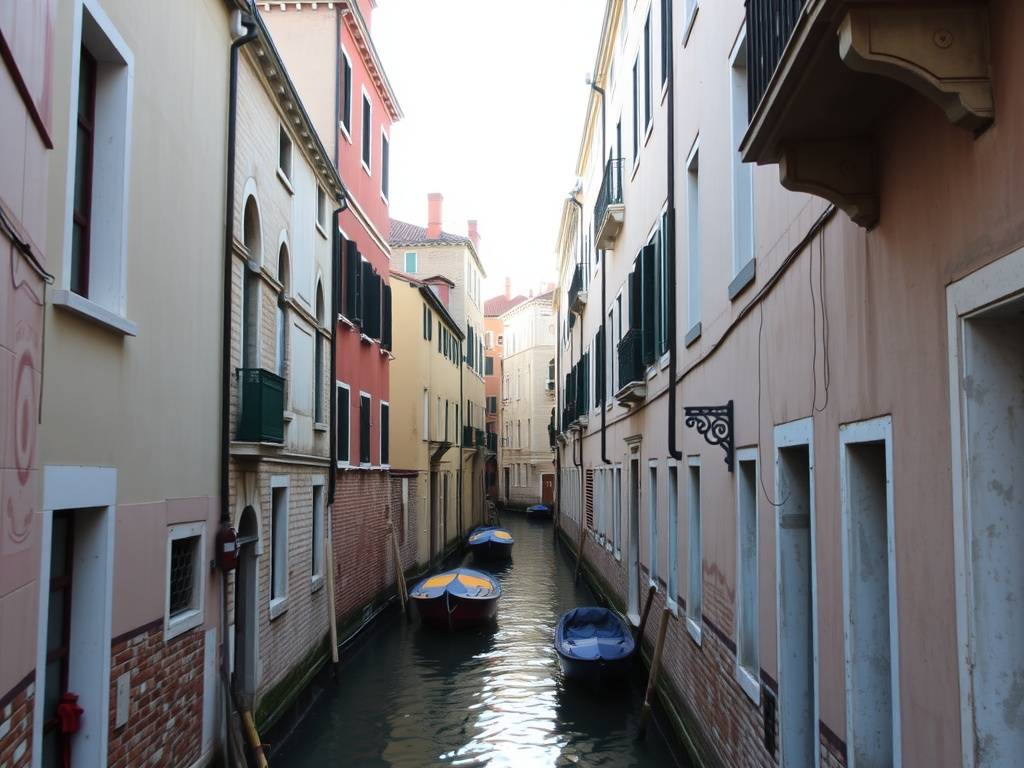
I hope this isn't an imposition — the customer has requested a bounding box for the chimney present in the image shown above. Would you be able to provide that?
[467,220,480,251]
[427,193,443,239]
[504,277,512,300]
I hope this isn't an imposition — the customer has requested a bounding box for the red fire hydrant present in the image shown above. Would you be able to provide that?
[56,692,83,768]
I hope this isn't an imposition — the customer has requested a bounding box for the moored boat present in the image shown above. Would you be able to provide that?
[555,607,635,683]
[410,568,501,630]
[467,526,514,560]
[526,504,552,520]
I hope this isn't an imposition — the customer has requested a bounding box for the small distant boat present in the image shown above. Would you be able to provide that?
[410,568,501,630]
[526,504,552,520]
[555,607,635,683]
[467,526,514,560]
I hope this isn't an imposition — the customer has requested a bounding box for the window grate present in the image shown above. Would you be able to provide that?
[168,537,196,617]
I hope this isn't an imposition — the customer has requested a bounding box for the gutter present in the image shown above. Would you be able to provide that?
[665,0,682,462]
[220,10,258,767]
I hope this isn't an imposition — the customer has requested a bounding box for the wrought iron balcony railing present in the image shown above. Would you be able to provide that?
[463,425,474,447]
[236,368,285,443]
[615,329,647,405]
[593,156,622,240]
[568,263,586,313]
[746,0,807,118]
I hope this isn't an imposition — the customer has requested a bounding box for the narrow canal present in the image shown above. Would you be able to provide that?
[276,513,687,767]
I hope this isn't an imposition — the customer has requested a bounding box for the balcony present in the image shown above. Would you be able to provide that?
[742,0,993,229]
[463,425,474,447]
[614,329,647,405]
[568,263,587,314]
[486,431,498,453]
[594,158,624,248]
[236,369,285,443]
[476,428,486,448]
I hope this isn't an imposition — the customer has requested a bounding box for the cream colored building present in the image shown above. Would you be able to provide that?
[227,11,344,728]
[555,1,1024,766]
[388,272,466,565]
[499,292,556,507]
[390,194,487,536]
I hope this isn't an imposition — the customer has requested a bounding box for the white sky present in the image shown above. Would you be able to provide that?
[374,0,606,300]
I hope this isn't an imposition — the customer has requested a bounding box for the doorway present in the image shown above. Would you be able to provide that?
[429,470,438,560]
[948,268,1024,767]
[628,449,641,621]
[503,467,510,502]
[233,505,259,707]
[541,473,554,504]
[775,419,819,768]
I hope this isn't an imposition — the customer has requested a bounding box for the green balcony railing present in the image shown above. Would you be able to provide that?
[237,368,285,443]
[486,431,498,453]
[617,328,645,391]
[476,428,486,448]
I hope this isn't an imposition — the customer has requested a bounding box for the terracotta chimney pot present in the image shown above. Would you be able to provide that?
[427,193,443,239]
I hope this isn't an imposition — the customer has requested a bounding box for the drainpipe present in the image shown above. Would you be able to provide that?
[665,0,682,462]
[588,79,611,467]
[458,352,464,540]
[220,9,258,767]
[555,307,562,531]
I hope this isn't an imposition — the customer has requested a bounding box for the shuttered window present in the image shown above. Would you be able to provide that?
[380,403,390,465]
[382,284,392,350]
[585,469,595,530]
[337,385,350,463]
[359,394,371,464]
[641,243,656,365]
[344,241,359,320]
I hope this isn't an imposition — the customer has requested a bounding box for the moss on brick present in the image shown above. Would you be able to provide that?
[254,634,329,730]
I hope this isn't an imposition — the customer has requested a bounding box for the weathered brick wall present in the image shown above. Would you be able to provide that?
[332,470,395,624]
[0,674,34,768]
[107,621,204,768]
[389,473,419,575]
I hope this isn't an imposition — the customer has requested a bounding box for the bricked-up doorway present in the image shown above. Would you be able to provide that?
[233,505,259,707]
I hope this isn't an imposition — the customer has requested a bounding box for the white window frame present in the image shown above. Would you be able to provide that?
[380,126,390,203]
[316,185,328,239]
[360,390,373,467]
[729,28,754,285]
[682,0,700,47]
[735,447,761,704]
[336,381,351,467]
[311,478,325,589]
[839,416,901,768]
[277,124,294,192]
[339,44,353,142]
[380,400,390,468]
[614,463,623,560]
[686,137,701,336]
[164,522,206,641]
[56,0,137,336]
[360,87,372,175]
[686,456,702,644]
[269,476,290,618]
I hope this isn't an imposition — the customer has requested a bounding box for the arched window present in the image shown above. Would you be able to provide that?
[276,245,289,378]
[314,280,325,423]
[241,197,262,370]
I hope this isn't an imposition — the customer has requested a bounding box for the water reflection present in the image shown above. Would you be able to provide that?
[276,515,682,768]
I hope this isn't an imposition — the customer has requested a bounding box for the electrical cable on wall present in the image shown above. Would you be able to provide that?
[757,302,788,508]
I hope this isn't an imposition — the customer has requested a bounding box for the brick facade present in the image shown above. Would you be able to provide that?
[106,621,204,768]
[0,674,34,768]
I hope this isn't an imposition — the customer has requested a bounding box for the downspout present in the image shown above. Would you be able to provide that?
[220,9,258,767]
[589,80,610,466]
[555,307,562,531]
[665,0,682,462]
[459,350,464,540]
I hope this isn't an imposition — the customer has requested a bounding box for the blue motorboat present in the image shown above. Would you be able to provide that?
[467,526,514,560]
[555,607,635,682]
[409,568,501,630]
[526,504,552,520]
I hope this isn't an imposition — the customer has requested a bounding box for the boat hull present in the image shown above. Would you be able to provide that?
[469,539,513,561]
[556,649,633,683]
[413,592,499,630]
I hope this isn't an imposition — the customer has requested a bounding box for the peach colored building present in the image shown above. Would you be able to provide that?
[555,1,1024,766]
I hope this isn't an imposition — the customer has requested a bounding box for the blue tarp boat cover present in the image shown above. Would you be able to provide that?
[527,504,550,513]
[410,568,501,600]
[556,607,635,662]
[468,527,514,546]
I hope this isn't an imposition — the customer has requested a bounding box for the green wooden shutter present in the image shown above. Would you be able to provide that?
[344,241,358,319]
[629,261,641,330]
[641,244,656,364]
[382,283,392,350]
[359,394,371,463]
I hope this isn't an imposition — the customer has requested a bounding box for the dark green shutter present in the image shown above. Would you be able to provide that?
[641,244,656,364]
[628,262,641,330]
[360,394,371,463]
[381,403,389,464]
[344,241,358,319]
[382,283,392,350]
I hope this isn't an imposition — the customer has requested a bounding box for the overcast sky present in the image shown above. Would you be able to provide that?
[374,0,606,300]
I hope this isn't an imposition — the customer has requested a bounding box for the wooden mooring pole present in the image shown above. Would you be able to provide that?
[635,584,656,641]
[324,537,340,673]
[638,607,671,736]
[388,521,408,613]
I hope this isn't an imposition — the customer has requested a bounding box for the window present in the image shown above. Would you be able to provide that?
[730,32,754,291]
[241,197,261,369]
[361,92,372,171]
[340,48,352,136]
[736,451,759,702]
[336,383,350,464]
[660,0,671,88]
[686,141,701,335]
[380,402,390,466]
[667,464,679,611]
[381,132,390,200]
[276,246,289,378]
[687,459,702,641]
[643,12,653,133]
[683,0,700,44]
[279,125,292,182]
[270,480,288,611]
[317,186,327,232]
[315,283,325,423]
[632,58,639,164]
[165,522,205,639]
[312,482,324,581]
[487,396,497,414]
[485,331,495,348]
[648,462,658,586]
[406,252,418,273]
[485,356,494,375]
[360,393,372,464]
[657,211,669,356]
[614,464,623,559]
[60,7,134,326]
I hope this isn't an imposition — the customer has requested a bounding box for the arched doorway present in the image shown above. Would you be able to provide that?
[233,505,259,706]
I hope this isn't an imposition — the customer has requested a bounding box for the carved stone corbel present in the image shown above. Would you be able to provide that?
[779,140,879,229]
[839,5,993,133]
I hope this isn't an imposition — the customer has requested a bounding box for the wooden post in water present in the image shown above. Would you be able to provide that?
[388,521,408,612]
[635,584,656,641]
[638,607,671,736]
[324,537,340,671]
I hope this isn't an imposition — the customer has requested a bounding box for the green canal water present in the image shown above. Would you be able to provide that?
[274,513,687,767]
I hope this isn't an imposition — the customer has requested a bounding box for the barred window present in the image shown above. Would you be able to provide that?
[168,537,197,617]
[165,523,205,640]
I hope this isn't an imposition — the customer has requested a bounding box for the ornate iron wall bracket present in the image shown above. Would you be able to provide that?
[684,400,734,471]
